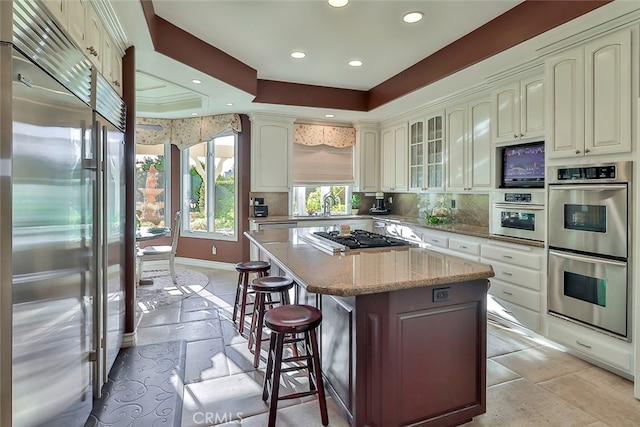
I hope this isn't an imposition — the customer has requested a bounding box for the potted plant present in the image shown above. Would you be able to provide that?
[350,193,361,215]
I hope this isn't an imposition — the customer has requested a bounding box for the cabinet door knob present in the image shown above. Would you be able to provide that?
[585,148,591,153]
[520,133,524,138]
[514,134,518,138]
[575,149,581,154]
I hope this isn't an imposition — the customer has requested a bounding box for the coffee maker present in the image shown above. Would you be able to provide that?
[369,192,391,215]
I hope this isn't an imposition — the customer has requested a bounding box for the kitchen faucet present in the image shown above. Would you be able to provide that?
[322,194,339,216]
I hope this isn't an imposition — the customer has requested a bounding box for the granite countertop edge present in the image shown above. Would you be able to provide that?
[244,231,495,297]
[249,215,545,248]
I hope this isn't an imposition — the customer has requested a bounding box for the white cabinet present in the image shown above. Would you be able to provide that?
[354,124,379,192]
[85,3,104,71]
[380,123,408,192]
[67,0,87,52]
[546,28,632,159]
[43,0,67,28]
[409,114,444,191]
[445,98,492,192]
[481,242,544,333]
[547,318,633,375]
[250,114,295,192]
[493,75,544,143]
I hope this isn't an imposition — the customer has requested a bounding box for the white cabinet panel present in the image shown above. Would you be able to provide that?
[250,115,295,192]
[446,98,492,191]
[493,76,544,143]
[381,123,408,191]
[547,28,631,159]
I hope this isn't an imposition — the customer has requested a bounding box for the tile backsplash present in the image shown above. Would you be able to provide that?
[389,192,489,227]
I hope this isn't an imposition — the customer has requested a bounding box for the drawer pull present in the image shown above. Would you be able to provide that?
[503,255,513,259]
[502,309,513,315]
[431,239,439,243]
[502,271,513,276]
[576,340,592,349]
[502,291,513,296]
[459,245,468,249]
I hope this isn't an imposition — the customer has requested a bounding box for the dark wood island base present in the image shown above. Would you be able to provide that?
[354,279,486,427]
[244,228,493,427]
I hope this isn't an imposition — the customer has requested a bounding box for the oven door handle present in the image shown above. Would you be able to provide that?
[549,184,627,192]
[494,203,545,211]
[549,250,627,267]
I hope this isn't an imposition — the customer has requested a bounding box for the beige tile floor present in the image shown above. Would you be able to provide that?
[134,265,640,426]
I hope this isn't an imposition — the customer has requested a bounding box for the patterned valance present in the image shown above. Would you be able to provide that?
[294,123,355,147]
[136,113,242,148]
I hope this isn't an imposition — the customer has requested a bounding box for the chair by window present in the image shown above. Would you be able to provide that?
[138,211,181,284]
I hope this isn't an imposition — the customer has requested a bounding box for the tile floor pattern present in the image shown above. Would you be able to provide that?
[134,265,640,426]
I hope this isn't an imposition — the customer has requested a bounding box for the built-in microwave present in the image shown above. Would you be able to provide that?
[491,191,545,242]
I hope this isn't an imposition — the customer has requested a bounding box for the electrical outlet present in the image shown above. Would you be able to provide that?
[211,245,217,255]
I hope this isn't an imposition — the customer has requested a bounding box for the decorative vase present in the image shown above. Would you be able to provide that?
[351,208,359,215]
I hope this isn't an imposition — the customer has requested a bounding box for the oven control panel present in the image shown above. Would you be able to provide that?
[556,165,617,181]
[504,193,532,203]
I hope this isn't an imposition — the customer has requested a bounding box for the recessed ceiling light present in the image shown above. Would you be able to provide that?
[325,114,335,118]
[328,0,348,7]
[348,60,363,67]
[403,11,424,23]
[191,112,198,116]
[291,51,306,59]
[191,79,202,84]
[226,102,234,106]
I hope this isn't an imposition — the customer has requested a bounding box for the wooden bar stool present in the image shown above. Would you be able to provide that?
[232,261,270,335]
[262,304,328,427]
[248,276,294,368]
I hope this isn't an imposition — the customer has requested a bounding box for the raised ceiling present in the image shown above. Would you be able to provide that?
[109,0,636,123]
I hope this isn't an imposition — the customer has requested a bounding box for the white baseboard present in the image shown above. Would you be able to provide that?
[121,332,136,348]
[141,257,235,271]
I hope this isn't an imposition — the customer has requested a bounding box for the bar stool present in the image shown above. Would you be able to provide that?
[248,276,294,367]
[262,304,328,427]
[232,261,270,335]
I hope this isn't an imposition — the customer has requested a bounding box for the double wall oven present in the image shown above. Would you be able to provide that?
[547,162,631,340]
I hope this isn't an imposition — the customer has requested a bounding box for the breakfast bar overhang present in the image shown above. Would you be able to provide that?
[245,227,495,427]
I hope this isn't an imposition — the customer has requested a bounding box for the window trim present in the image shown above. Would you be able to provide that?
[180,133,239,241]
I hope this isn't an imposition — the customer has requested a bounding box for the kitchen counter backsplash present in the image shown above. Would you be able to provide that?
[390,192,489,227]
[249,191,288,216]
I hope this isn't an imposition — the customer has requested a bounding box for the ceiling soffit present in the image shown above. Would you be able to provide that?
[138,0,611,112]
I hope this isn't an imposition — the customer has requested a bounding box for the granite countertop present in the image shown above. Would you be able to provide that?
[245,228,494,297]
[249,214,545,248]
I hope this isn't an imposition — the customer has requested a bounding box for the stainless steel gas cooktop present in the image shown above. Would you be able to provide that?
[312,229,410,250]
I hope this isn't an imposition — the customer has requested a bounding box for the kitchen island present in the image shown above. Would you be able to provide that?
[245,227,494,427]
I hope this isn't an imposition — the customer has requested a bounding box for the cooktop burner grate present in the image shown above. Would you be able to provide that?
[313,229,410,249]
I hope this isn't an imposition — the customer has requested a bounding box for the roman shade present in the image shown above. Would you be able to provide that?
[135,114,242,148]
[293,124,355,184]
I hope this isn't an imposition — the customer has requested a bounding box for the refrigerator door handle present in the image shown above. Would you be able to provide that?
[82,119,98,170]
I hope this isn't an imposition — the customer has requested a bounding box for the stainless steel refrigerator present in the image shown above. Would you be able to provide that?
[2,1,126,425]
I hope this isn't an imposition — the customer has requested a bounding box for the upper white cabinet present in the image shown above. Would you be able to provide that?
[43,0,124,96]
[354,124,379,192]
[409,114,444,191]
[546,28,632,159]
[85,3,104,71]
[445,98,492,192]
[381,123,408,192]
[250,114,295,192]
[493,75,544,143]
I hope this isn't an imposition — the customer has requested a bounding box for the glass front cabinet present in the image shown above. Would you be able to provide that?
[409,114,444,191]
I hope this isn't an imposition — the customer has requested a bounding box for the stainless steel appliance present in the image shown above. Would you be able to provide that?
[547,162,631,339]
[491,191,545,242]
[3,2,126,425]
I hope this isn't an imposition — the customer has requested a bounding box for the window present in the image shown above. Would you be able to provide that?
[181,134,237,239]
[292,185,351,216]
[135,143,170,227]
